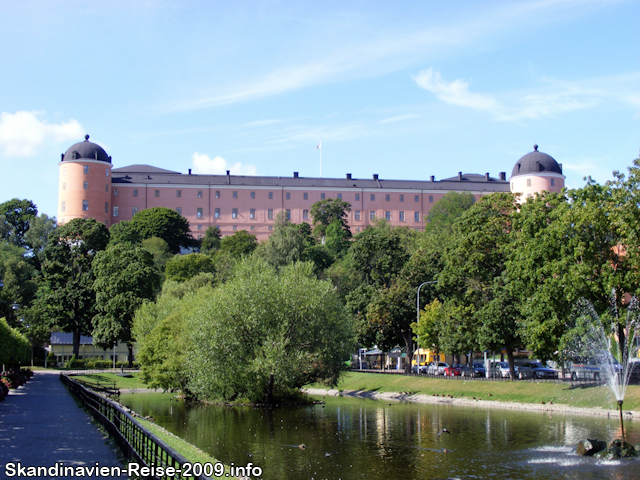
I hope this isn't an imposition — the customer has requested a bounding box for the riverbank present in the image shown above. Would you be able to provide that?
[304,371,640,417]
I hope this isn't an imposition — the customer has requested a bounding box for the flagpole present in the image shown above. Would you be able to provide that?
[319,144,322,177]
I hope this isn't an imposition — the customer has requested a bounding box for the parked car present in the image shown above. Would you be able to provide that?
[568,356,622,381]
[495,361,518,378]
[461,362,486,377]
[427,362,449,375]
[444,364,462,376]
[517,361,559,379]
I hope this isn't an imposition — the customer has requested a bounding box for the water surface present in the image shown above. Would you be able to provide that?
[119,393,640,480]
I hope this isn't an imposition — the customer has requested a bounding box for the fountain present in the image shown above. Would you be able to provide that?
[562,292,639,456]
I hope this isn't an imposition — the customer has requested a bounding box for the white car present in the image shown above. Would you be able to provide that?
[494,361,518,378]
[427,362,449,376]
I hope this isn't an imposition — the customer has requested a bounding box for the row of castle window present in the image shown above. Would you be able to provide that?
[61,166,110,176]
[110,188,434,203]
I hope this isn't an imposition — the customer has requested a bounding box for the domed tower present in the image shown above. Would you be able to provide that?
[58,135,112,226]
[509,145,565,200]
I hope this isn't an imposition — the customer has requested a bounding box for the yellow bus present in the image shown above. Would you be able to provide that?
[411,348,444,369]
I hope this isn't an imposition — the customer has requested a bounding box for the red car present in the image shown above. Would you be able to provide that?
[443,364,462,376]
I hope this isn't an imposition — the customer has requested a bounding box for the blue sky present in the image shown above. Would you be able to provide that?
[0,0,638,218]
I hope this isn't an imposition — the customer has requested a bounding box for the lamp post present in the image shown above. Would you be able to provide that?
[416,281,438,369]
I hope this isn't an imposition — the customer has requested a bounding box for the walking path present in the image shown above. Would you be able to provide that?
[0,370,126,479]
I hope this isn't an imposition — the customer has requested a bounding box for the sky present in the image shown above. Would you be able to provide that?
[0,0,638,218]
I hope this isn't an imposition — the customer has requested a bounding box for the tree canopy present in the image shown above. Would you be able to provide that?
[0,198,38,247]
[310,198,352,239]
[219,230,258,258]
[129,207,192,253]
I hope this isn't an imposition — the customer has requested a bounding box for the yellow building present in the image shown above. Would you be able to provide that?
[50,332,132,365]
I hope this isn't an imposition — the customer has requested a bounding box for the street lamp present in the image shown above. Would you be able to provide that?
[416,281,438,369]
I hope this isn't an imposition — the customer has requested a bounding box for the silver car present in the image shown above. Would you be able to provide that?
[427,361,449,375]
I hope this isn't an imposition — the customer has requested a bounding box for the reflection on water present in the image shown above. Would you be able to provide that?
[120,393,640,480]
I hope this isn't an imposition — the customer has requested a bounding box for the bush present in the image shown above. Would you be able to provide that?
[46,351,57,367]
[65,355,85,368]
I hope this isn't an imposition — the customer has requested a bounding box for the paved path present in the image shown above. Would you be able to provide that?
[0,370,126,479]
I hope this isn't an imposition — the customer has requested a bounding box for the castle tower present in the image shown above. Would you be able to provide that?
[58,135,112,226]
[509,145,565,201]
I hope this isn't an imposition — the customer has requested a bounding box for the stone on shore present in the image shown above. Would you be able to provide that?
[576,439,607,456]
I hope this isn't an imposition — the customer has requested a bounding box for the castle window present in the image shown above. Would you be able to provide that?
[550,178,555,187]
[215,191,220,198]
[399,195,404,202]
[106,168,109,177]
[197,208,203,218]
[113,189,118,197]
[385,194,390,202]
[355,210,360,221]
[414,211,420,222]
[429,195,433,203]
[197,225,202,230]
[303,192,308,200]
[232,208,238,219]
[286,209,291,219]
[385,211,391,221]
[105,184,108,192]
[63,166,67,176]
[527,179,532,187]
[175,207,180,215]
[215,208,220,218]
[233,226,237,231]
[268,226,273,231]
[61,201,65,212]
[355,193,360,201]
[233,191,238,199]
[83,181,89,190]
[414,195,419,202]
[177,190,181,198]
[251,191,255,199]
[113,206,119,217]
[370,194,375,201]
[133,207,138,215]
[105,202,108,213]
[303,209,309,220]
[250,226,255,231]
[268,209,273,219]
[370,211,375,221]
[82,200,89,211]
[198,190,203,198]
[250,208,256,219]
[321,193,325,200]
[155,189,159,197]
[399,211,405,222]
[268,192,273,199]
[63,183,66,191]
[286,192,291,200]
[337,193,342,199]
[133,189,138,197]
[84,166,89,174]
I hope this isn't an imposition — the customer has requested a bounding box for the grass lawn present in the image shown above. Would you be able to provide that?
[306,371,640,411]
[72,372,149,390]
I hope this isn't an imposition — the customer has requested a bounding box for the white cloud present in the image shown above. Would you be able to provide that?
[378,114,421,124]
[0,111,84,157]
[413,68,500,112]
[191,152,257,176]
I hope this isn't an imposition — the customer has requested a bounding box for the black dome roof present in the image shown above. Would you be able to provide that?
[511,145,561,177]
[61,135,111,163]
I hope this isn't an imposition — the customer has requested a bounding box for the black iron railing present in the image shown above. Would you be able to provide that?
[60,373,212,480]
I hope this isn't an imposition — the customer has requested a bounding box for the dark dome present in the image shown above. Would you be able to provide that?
[61,135,111,163]
[511,145,561,177]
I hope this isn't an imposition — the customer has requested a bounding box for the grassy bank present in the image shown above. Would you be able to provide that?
[72,372,148,390]
[307,371,640,411]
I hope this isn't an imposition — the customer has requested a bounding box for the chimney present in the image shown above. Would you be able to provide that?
[188,169,192,175]
[499,172,506,181]
[485,173,490,181]
[226,170,230,184]
[346,173,352,179]
[373,174,379,180]
[226,170,230,175]
[293,172,298,178]
[430,175,435,182]
[558,163,563,173]
[61,153,64,161]
[458,172,462,180]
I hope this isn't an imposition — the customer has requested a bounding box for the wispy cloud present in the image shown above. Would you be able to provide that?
[191,152,257,176]
[378,114,421,125]
[0,111,84,157]
[414,68,640,121]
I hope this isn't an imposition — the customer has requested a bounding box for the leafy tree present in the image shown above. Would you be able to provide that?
[200,226,222,254]
[23,213,57,267]
[165,253,215,282]
[187,259,354,404]
[324,218,350,258]
[219,230,258,258]
[36,218,110,357]
[0,256,38,328]
[412,298,445,355]
[425,191,476,234]
[439,192,521,378]
[141,236,173,273]
[108,220,141,246]
[254,213,318,269]
[0,199,37,247]
[92,243,161,366]
[310,198,352,239]
[129,207,192,253]
[0,317,30,367]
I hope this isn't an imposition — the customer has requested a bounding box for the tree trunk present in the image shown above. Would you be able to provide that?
[265,373,275,405]
[618,323,626,362]
[72,329,80,358]
[403,331,412,374]
[127,344,134,368]
[506,347,516,380]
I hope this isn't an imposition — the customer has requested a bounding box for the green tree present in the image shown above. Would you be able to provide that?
[129,207,192,253]
[254,213,316,269]
[0,256,38,328]
[310,198,352,239]
[36,218,110,357]
[412,298,445,355]
[0,317,30,367]
[219,230,258,258]
[439,192,521,377]
[187,260,354,404]
[92,243,161,366]
[165,253,216,282]
[425,191,476,235]
[200,226,222,254]
[324,218,350,258]
[108,220,141,246]
[23,213,57,267]
[0,199,37,247]
[141,236,173,273]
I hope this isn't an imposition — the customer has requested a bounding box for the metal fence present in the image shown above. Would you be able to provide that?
[60,373,211,480]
